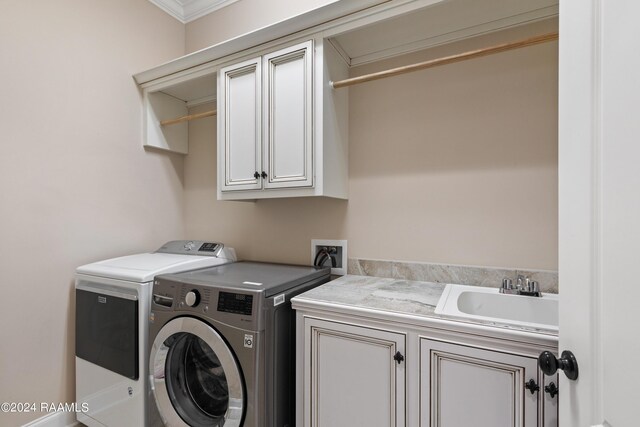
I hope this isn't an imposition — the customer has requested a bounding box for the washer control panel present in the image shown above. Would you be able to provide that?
[185,290,201,307]
[217,292,253,316]
[153,294,174,308]
[152,279,261,330]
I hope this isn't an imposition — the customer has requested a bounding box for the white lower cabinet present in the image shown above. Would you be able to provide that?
[303,318,406,427]
[420,339,547,427]
[296,312,558,427]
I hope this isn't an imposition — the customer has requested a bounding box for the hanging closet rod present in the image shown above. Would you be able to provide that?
[331,32,559,89]
[160,109,217,126]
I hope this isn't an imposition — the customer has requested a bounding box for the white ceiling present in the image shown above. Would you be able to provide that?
[148,0,239,23]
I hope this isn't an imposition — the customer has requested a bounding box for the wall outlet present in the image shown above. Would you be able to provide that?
[311,239,348,276]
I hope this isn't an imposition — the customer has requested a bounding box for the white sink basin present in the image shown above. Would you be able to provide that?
[434,284,558,333]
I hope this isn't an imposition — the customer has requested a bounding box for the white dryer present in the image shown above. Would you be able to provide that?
[75,240,236,427]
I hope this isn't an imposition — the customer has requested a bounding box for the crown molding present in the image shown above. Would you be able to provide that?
[148,0,240,24]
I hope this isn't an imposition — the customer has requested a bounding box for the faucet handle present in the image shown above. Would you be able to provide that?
[528,280,539,293]
[523,277,539,293]
[502,278,513,290]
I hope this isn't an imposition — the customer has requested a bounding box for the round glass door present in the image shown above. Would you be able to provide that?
[150,317,244,427]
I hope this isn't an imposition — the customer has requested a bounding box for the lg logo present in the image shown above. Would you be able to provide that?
[244,334,254,348]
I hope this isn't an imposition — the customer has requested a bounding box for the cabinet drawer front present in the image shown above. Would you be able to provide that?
[306,318,405,427]
[263,40,314,189]
[219,57,262,191]
[420,339,538,427]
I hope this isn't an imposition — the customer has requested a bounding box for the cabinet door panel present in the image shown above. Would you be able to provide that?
[263,41,313,188]
[219,58,262,191]
[542,373,559,427]
[307,318,405,427]
[420,339,538,427]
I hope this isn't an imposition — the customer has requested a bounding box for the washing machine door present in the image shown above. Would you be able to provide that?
[150,317,244,427]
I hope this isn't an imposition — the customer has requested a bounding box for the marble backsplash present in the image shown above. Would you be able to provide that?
[347,258,558,293]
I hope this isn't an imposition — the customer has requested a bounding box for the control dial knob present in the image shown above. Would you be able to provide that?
[185,290,201,307]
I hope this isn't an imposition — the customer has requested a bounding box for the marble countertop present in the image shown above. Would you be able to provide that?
[293,275,558,337]
[296,274,445,317]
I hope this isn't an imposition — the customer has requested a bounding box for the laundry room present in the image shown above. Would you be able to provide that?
[1,0,638,426]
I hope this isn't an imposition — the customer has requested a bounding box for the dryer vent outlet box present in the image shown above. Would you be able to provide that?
[311,239,347,276]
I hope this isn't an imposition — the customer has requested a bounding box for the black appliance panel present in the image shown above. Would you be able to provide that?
[75,289,138,379]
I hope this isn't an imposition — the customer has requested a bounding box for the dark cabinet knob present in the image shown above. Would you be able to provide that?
[253,171,260,179]
[393,351,404,364]
[544,382,559,398]
[261,171,267,179]
[524,379,540,394]
[538,350,579,380]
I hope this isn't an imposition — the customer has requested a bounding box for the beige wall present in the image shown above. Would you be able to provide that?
[0,1,558,423]
[0,1,185,424]
[184,30,558,271]
[185,0,335,53]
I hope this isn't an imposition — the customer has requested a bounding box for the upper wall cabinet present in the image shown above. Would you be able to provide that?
[218,57,262,191]
[217,40,346,200]
[218,41,317,198]
[263,42,314,190]
[133,0,558,197]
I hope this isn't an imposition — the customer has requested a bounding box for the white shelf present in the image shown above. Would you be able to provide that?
[135,0,558,156]
[330,0,557,66]
[133,0,386,85]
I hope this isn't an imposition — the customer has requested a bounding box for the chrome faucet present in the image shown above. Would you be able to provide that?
[500,275,541,297]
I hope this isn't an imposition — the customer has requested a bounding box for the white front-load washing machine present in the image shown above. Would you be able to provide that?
[148,261,330,427]
[75,240,236,427]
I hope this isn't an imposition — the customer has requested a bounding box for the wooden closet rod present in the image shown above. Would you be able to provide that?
[331,32,559,89]
[160,109,217,126]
